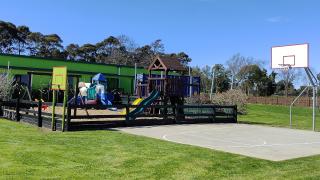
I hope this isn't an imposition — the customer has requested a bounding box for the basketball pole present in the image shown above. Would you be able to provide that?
[304,67,318,131]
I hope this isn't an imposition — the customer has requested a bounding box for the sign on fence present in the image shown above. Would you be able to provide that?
[52,66,67,90]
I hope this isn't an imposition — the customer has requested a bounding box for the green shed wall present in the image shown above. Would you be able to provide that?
[0,54,152,94]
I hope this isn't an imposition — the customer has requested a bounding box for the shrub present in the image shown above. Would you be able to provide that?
[0,70,15,101]
[185,93,211,104]
[211,89,248,114]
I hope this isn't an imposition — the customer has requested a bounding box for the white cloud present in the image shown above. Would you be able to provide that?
[266,16,290,23]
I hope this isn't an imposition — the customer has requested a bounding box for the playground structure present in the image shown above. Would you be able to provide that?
[0,56,237,131]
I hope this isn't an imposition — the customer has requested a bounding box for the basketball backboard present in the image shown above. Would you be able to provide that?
[271,43,309,69]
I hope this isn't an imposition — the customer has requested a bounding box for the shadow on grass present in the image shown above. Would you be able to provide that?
[237,121,272,126]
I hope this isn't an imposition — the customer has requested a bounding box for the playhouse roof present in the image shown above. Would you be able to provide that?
[148,56,186,72]
[92,73,106,82]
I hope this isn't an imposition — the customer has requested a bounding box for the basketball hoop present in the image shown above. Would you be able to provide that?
[271,44,308,69]
[277,64,292,73]
[271,43,317,131]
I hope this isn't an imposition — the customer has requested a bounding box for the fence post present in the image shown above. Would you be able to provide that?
[125,104,129,121]
[0,101,3,117]
[234,105,238,123]
[66,104,72,131]
[175,105,179,123]
[16,95,20,122]
[127,95,130,104]
[212,106,216,123]
[38,100,42,127]
[163,100,168,121]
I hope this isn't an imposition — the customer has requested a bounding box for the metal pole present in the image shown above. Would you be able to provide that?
[304,67,317,131]
[313,86,316,131]
[290,86,308,128]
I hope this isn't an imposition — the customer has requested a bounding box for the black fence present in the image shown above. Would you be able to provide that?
[0,100,237,131]
[0,100,63,131]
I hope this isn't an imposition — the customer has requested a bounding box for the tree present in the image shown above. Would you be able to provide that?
[276,68,300,97]
[164,52,192,67]
[66,43,80,60]
[226,53,265,89]
[0,20,194,67]
[150,39,164,55]
[42,34,63,56]
[0,70,14,101]
[190,65,216,93]
[238,64,273,96]
[15,25,30,55]
[275,80,295,96]
[25,32,64,58]
[213,64,231,93]
[134,45,154,66]
[26,32,44,56]
[96,36,121,64]
[78,44,97,62]
[117,34,137,53]
[0,21,20,53]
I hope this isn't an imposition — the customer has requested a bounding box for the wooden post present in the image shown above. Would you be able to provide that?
[51,90,56,131]
[73,76,79,117]
[15,94,20,122]
[66,105,72,131]
[175,104,179,123]
[212,106,216,123]
[38,100,42,127]
[61,89,68,132]
[127,94,130,104]
[163,100,168,121]
[125,104,129,121]
[0,101,3,117]
[234,105,238,123]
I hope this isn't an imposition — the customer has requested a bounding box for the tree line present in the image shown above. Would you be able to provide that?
[0,20,191,67]
[192,53,314,97]
[1,20,318,97]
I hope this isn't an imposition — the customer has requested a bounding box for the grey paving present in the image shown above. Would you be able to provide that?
[116,124,320,161]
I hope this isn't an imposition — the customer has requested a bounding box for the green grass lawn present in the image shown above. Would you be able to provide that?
[239,103,320,131]
[1,118,320,179]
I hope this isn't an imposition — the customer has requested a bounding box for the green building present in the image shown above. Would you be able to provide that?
[0,54,148,95]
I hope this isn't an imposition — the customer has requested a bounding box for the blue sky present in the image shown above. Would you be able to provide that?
[1,0,319,73]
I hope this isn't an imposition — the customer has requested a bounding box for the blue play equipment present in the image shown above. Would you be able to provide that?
[97,91,112,106]
[77,73,115,108]
[92,73,106,82]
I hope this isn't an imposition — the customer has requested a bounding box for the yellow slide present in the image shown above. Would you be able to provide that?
[120,98,143,115]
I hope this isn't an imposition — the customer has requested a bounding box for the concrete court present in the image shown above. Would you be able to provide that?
[116,124,320,161]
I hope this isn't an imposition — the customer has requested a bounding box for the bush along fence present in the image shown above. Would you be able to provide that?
[248,96,320,107]
[0,99,237,131]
